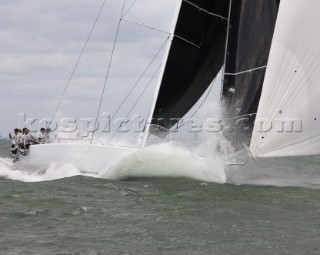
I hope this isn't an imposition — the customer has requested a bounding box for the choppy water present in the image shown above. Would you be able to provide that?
[1,139,320,254]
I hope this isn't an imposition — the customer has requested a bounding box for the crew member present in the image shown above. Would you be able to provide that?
[20,128,35,156]
[45,128,51,143]
[9,128,22,162]
[37,128,47,144]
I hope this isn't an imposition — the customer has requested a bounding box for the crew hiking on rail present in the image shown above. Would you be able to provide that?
[9,128,51,162]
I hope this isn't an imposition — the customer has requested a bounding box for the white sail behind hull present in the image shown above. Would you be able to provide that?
[250,0,320,157]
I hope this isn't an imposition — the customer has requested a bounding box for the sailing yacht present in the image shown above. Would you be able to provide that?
[24,0,320,183]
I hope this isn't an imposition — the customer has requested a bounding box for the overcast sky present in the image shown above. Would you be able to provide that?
[0,0,179,137]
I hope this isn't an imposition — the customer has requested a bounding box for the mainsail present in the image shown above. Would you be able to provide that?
[250,0,320,157]
[221,0,280,147]
[150,0,230,130]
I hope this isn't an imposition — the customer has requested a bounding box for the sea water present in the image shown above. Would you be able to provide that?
[1,139,320,254]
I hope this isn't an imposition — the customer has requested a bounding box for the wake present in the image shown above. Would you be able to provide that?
[0,157,95,182]
[2,142,319,189]
[0,143,227,183]
[102,143,226,182]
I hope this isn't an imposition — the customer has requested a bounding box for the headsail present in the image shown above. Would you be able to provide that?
[150,0,230,130]
[250,0,320,157]
[221,0,280,148]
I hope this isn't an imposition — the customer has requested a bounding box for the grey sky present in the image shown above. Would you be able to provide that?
[0,0,179,137]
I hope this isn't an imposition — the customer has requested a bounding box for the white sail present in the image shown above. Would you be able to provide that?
[250,0,320,157]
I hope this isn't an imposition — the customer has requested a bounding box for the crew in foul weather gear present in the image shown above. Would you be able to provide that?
[9,127,51,161]
[20,128,35,156]
[9,128,22,162]
[45,128,51,143]
[37,128,47,144]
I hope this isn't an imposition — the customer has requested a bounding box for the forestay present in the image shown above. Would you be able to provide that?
[250,0,320,157]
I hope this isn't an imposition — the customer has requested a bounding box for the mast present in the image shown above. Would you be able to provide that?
[140,0,183,148]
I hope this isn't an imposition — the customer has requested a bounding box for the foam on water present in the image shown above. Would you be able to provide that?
[0,141,227,183]
[102,143,226,183]
[2,132,320,188]
[0,100,230,184]
[0,157,95,182]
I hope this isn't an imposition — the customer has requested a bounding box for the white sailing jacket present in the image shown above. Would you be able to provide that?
[10,133,22,146]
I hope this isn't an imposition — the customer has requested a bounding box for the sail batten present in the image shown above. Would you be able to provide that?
[224,65,267,76]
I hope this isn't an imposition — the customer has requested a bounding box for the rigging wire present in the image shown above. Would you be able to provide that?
[183,0,228,20]
[171,77,217,132]
[110,63,162,140]
[171,127,179,142]
[122,19,170,34]
[243,143,274,169]
[90,0,127,144]
[122,0,137,18]
[94,37,169,143]
[49,0,106,128]
[170,77,217,143]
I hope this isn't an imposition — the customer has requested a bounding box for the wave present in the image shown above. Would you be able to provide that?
[2,141,320,189]
[0,157,95,182]
[0,142,226,183]
[102,143,226,183]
